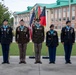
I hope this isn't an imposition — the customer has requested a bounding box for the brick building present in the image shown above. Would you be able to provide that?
[13,0,76,31]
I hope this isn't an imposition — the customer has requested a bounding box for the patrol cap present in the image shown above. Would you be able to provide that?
[50,24,54,28]
[35,18,41,22]
[66,20,71,24]
[3,19,8,23]
[20,19,24,22]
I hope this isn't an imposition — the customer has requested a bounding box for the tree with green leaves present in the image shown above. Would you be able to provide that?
[0,2,11,26]
[9,17,14,27]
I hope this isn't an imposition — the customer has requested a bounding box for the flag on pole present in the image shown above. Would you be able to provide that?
[35,6,38,19]
[29,9,35,39]
[35,6,41,19]
[30,9,35,26]
[38,6,41,19]
[40,7,46,26]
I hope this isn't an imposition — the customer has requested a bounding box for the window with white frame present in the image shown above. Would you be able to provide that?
[72,6,75,11]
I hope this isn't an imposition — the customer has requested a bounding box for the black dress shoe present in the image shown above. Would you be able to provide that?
[34,61,42,64]
[19,61,22,64]
[2,62,10,64]
[69,62,72,64]
[34,61,38,64]
[2,62,6,64]
[65,61,72,64]
[38,61,42,64]
[22,61,26,64]
[49,62,55,64]
[19,61,26,64]
[7,62,10,64]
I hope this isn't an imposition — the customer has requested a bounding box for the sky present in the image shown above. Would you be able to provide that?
[0,0,56,12]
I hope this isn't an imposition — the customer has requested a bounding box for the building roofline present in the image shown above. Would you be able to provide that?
[47,2,76,9]
[14,6,33,15]
[14,0,76,15]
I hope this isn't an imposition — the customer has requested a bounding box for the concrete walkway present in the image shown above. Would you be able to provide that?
[0,56,76,75]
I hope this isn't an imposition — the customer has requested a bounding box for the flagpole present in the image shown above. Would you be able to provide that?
[29,9,35,59]
[69,0,71,20]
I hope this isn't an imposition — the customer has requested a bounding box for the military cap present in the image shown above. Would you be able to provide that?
[20,19,24,22]
[50,24,54,28]
[66,20,71,24]
[35,18,41,22]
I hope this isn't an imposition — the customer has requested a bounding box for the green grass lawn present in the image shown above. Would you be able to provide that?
[0,42,76,56]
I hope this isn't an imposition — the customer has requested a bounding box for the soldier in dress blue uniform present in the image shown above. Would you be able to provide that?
[61,20,75,64]
[0,19,13,64]
[46,24,59,64]
[32,18,44,64]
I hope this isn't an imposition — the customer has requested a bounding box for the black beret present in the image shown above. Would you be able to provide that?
[35,18,41,22]
[3,19,8,22]
[66,20,71,24]
[20,19,24,22]
[50,24,54,28]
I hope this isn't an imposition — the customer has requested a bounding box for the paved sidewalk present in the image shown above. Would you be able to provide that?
[0,56,76,75]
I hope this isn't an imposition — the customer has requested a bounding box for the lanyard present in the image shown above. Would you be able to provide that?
[3,25,8,29]
[50,30,54,34]
[66,26,70,31]
[36,24,40,28]
[20,25,24,30]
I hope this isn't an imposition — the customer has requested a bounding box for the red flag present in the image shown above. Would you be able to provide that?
[29,20,36,40]
[40,7,46,26]
[38,6,41,18]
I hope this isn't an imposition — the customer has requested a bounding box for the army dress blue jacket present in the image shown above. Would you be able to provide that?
[46,30,59,47]
[61,26,75,44]
[0,25,13,44]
